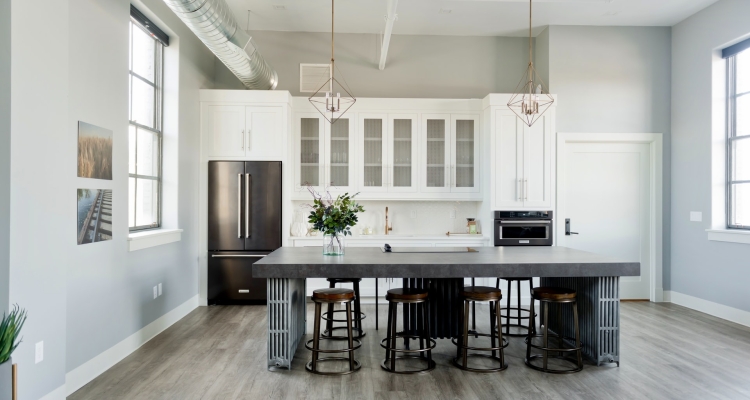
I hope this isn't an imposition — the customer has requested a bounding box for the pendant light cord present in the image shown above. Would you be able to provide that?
[528,0,532,66]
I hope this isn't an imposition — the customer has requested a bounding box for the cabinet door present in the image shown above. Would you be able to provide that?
[357,114,388,193]
[207,105,245,157]
[420,114,451,193]
[295,113,326,192]
[523,113,552,208]
[451,114,480,193]
[388,114,418,193]
[326,116,356,192]
[245,106,283,160]
[494,110,525,208]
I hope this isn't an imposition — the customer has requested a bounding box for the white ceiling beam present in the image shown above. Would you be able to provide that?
[378,0,399,71]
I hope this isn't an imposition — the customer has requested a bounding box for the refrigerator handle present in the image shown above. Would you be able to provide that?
[237,173,242,239]
[246,173,252,239]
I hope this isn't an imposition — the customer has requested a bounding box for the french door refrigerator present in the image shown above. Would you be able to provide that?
[208,161,282,305]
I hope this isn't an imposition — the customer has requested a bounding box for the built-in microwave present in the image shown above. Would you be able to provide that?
[493,211,553,246]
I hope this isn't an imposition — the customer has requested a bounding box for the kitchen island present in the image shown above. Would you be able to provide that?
[253,246,639,370]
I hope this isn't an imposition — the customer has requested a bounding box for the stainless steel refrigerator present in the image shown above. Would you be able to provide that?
[207,161,282,305]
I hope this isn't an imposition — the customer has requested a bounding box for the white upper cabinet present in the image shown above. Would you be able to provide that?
[326,116,356,193]
[451,114,480,193]
[356,113,418,194]
[388,114,418,193]
[421,114,450,192]
[357,113,388,193]
[493,109,552,209]
[207,105,284,160]
[295,113,326,192]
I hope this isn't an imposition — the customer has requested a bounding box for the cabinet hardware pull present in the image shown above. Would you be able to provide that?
[241,129,245,150]
[237,173,242,238]
[246,129,250,150]
[524,179,528,200]
[246,173,252,239]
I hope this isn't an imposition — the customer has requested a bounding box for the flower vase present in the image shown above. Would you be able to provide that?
[323,233,345,256]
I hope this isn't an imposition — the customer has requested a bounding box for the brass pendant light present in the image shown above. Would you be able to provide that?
[508,0,554,127]
[309,0,356,124]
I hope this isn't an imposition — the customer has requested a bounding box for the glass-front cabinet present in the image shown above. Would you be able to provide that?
[295,113,355,194]
[357,114,418,193]
[420,114,480,193]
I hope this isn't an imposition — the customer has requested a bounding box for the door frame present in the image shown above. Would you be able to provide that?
[556,133,664,302]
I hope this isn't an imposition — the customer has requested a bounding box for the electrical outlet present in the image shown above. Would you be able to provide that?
[158,283,162,296]
[153,286,158,299]
[449,210,456,219]
[35,341,43,364]
[690,211,703,222]
[410,211,417,219]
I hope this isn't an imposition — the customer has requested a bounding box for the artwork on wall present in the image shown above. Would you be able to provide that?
[77,121,113,180]
[77,189,113,245]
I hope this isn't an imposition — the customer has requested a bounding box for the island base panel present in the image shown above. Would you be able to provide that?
[541,277,620,366]
[267,278,307,370]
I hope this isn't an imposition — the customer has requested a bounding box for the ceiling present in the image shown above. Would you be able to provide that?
[227,0,718,37]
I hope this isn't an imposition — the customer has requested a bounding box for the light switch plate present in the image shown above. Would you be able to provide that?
[158,283,162,296]
[410,211,417,219]
[153,286,158,299]
[449,210,456,219]
[35,341,43,364]
[690,211,702,222]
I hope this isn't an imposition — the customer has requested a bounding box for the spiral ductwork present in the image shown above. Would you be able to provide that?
[163,0,278,90]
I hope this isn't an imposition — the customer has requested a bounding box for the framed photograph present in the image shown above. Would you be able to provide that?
[77,121,113,180]
[77,189,113,245]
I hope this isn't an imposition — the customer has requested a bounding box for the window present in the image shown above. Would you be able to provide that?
[129,7,168,231]
[726,45,750,230]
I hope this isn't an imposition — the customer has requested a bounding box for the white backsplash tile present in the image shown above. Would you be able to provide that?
[291,200,483,236]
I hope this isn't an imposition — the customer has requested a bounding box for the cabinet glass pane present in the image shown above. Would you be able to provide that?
[392,119,412,187]
[426,119,446,187]
[363,119,383,187]
[300,118,320,186]
[330,118,349,187]
[455,119,475,188]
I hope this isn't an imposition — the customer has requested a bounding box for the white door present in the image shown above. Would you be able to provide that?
[451,115,480,193]
[245,106,283,160]
[207,105,245,157]
[326,116,356,192]
[557,142,652,300]
[388,114,418,193]
[523,114,552,207]
[494,110,524,208]
[420,114,451,193]
[295,113,326,193]
[357,114,388,193]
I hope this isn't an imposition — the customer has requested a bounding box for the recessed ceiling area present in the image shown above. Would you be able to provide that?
[228,0,719,37]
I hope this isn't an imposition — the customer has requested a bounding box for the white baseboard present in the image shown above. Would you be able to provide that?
[65,294,199,396]
[665,291,750,328]
[40,384,66,400]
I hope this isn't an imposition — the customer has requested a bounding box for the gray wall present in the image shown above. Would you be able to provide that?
[671,0,750,311]
[0,0,9,316]
[65,0,216,376]
[535,27,550,90]
[547,25,673,290]
[9,0,69,397]
[216,31,531,98]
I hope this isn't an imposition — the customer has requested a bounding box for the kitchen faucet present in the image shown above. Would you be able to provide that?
[385,207,393,235]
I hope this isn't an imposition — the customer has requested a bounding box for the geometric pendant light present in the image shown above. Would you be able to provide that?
[507,0,554,127]
[308,0,356,124]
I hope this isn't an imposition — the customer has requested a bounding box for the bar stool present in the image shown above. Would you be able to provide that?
[323,278,366,339]
[525,287,583,374]
[381,288,436,374]
[496,278,537,337]
[305,288,362,375]
[453,286,508,372]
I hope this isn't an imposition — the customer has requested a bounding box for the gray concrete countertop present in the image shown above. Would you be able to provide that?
[253,246,640,278]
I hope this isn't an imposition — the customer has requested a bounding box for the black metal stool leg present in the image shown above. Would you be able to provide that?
[542,301,549,371]
[385,301,394,363]
[506,279,512,336]
[375,278,379,330]
[312,302,322,371]
[496,299,505,367]
[346,301,355,371]
[462,299,470,368]
[526,299,534,363]
[353,280,363,336]
[573,300,583,369]
[390,301,398,372]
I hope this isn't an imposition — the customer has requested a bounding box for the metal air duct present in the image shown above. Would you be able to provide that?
[163,0,278,90]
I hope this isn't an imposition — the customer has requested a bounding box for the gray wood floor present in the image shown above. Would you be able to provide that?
[69,301,750,400]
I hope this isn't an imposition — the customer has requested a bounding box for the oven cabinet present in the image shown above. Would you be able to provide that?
[493,220,553,246]
[492,109,553,209]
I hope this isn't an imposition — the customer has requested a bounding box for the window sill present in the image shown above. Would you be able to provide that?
[706,229,750,245]
[128,228,183,252]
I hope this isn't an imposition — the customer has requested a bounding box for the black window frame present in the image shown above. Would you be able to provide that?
[726,50,750,230]
[129,9,166,232]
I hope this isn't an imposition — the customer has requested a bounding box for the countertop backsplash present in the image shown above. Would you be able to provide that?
[291,200,482,236]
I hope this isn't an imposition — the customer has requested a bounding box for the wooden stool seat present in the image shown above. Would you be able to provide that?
[460,286,502,301]
[385,288,428,302]
[531,287,576,302]
[312,288,355,302]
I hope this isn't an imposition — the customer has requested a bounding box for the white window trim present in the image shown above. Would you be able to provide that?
[128,228,183,252]
[706,229,750,245]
